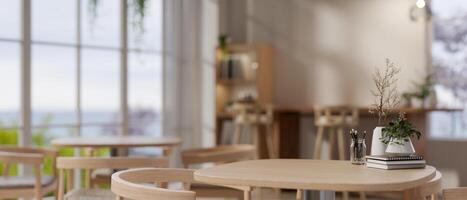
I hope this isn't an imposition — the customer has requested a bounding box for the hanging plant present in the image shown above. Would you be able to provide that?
[130,0,148,37]
[88,0,100,29]
[87,0,149,42]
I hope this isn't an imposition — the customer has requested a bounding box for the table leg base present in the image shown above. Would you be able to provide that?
[304,190,335,200]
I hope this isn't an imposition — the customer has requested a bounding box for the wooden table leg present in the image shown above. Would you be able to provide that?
[404,188,424,200]
[162,147,172,157]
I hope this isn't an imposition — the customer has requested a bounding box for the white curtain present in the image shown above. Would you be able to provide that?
[162,0,219,166]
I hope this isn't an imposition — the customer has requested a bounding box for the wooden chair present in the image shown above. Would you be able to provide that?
[232,103,278,159]
[181,144,256,200]
[0,146,58,200]
[111,168,197,200]
[444,187,467,200]
[56,156,168,200]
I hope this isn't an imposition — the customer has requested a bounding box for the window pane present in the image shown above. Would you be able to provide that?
[0,43,20,128]
[32,45,76,126]
[129,52,162,136]
[128,0,163,51]
[81,0,120,47]
[32,0,76,43]
[82,49,119,125]
[431,0,467,138]
[82,125,118,137]
[0,0,20,40]
[0,128,19,146]
[32,127,76,147]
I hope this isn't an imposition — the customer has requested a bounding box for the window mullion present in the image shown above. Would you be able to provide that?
[76,0,82,137]
[120,0,129,136]
[20,0,32,148]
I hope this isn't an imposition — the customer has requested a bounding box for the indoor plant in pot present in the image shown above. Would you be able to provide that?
[369,59,401,155]
[381,113,421,155]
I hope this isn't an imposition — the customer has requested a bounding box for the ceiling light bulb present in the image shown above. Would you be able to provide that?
[416,0,426,8]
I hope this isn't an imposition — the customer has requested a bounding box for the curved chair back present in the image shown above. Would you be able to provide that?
[181,144,256,167]
[111,168,196,200]
[443,187,467,200]
[0,146,58,200]
[56,157,168,200]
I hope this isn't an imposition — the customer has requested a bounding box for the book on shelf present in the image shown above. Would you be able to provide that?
[366,154,424,161]
[366,159,426,165]
[366,162,425,170]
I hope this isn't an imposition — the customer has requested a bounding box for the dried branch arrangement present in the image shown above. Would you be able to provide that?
[370,58,401,125]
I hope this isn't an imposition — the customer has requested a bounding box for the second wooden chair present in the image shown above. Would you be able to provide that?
[56,156,168,200]
[111,168,196,200]
[181,144,256,200]
[443,187,467,200]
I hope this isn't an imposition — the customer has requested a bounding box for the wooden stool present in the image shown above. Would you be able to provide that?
[232,103,278,159]
[312,105,359,200]
[313,105,358,160]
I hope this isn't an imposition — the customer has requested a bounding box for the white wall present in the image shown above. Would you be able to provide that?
[229,0,429,107]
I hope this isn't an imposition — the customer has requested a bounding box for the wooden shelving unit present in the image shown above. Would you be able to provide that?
[215,44,274,145]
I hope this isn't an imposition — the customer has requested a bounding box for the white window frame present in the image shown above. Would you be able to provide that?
[0,0,164,146]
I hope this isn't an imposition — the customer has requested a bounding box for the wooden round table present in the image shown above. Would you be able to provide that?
[52,136,181,156]
[194,159,436,200]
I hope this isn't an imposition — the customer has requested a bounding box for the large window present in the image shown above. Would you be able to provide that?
[431,0,467,137]
[0,0,163,147]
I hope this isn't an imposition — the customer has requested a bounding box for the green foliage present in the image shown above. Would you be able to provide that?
[404,74,434,100]
[381,113,422,145]
[88,0,148,42]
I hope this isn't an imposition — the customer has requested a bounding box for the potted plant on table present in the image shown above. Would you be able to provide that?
[369,58,401,155]
[381,113,421,155]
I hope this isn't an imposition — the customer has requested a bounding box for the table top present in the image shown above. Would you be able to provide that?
[51,136,182,148]
[194,159,436,192]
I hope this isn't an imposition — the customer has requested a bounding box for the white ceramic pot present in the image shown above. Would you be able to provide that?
[411,98,425,108]
[385,137,416,156]
[371,127,387,155]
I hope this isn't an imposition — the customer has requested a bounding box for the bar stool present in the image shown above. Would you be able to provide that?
[232,103,278,159]
[313,105,359,200]
[313,105,358,160]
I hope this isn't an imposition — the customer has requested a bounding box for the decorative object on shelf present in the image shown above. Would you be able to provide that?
[403,74,435,108]
[369,58,401,155]
[350,129,367,165]
[382,113,421,156]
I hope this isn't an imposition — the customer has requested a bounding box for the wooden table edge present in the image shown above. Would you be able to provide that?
[194,165,437,192]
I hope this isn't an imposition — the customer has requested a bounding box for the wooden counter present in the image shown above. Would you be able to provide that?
[216,107,462,159]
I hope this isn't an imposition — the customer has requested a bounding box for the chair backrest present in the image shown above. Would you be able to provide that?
[56,157,168,200]
[443,187,467,200]
[181,145,256,168]
[57,157,168,170]
[111,168,196,200]
[313,105,358,127]
[0,146,58,177]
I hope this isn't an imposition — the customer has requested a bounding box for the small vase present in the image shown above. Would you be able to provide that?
[385,137,415,156]
[371,127,387,155]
